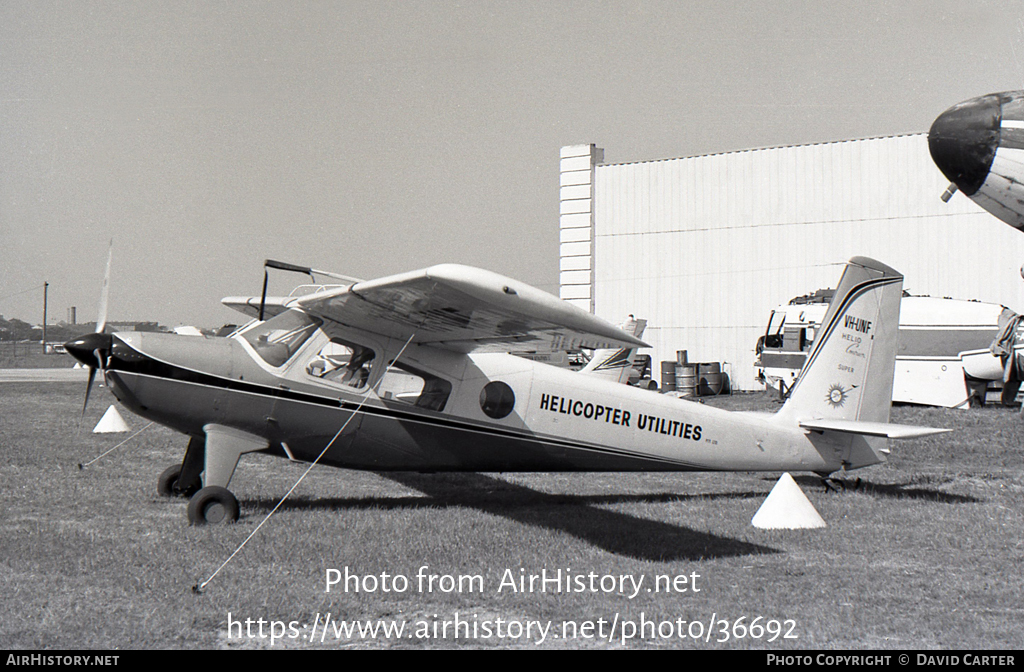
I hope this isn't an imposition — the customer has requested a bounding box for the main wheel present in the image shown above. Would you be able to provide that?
[157,465,200,498]
[187,486,239,525]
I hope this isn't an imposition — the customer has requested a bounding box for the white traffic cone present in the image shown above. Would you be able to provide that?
[93,405,130,433]
[751,472,826,529]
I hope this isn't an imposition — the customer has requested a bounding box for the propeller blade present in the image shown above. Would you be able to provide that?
[83,366,97,416]
[96,242,112,333]
[66,242,115,417]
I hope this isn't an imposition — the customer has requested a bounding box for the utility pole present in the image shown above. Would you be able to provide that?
[42,281,48,354]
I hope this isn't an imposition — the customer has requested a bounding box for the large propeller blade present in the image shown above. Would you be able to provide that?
[96,243,112,334]
[84,363,97,415]
[65,242,114,415]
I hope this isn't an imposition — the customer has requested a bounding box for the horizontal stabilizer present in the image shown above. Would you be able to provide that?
[799,418,951,439]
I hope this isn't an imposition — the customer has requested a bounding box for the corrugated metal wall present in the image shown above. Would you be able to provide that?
[565,134,1024,391]
[558,144,602,312]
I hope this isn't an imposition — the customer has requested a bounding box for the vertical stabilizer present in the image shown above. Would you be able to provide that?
[580,316,647,384]
[776,257,903,425]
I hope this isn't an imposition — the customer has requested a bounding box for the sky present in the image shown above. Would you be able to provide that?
[3,0,1024,328]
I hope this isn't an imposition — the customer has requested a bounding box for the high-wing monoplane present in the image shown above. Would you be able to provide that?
[65,256,947,524]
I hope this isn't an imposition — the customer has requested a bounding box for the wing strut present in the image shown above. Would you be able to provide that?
[193,332,417,594]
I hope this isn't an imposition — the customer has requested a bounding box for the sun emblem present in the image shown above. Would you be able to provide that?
[826,383,848,408]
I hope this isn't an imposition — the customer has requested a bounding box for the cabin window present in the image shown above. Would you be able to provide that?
[377,362,452,411]
[479,381,516,419]
[305,338,376,390]
[242,310,323,367]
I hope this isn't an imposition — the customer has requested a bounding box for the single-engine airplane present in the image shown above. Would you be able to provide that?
[65,256,947,525]
[929,90,1024,229]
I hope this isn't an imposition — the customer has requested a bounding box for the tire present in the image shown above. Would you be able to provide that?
[157,464,200,498]
[187,486,239,525]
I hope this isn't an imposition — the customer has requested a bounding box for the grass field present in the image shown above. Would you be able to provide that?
[1,382,1022,650]
[0,342,76,369]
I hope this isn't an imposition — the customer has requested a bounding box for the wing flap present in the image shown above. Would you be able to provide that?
[296,264,650,353]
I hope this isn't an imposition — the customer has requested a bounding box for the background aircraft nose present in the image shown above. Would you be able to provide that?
[928,93,1001,195]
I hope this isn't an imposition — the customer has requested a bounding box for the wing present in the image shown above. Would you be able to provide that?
[294,264,650,353]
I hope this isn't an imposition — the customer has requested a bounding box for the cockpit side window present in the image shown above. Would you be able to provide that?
[242,310,323,367]
[305,338,376,390]
[377,361,452,411]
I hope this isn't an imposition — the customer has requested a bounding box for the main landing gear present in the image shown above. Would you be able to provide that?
[157,464,200,498]
[160,463,238,525]
[186,486,240,525]
[158,425,268,525]
[820,473,862,492]
[157,437,203,498]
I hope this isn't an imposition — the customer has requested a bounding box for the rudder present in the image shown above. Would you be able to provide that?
[776,257,903,425]
[580,316,647,384]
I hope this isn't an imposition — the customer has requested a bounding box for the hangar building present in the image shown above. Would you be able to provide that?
[558,135,1024,391]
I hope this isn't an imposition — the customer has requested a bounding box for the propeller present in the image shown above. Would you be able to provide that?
[64,243,114,415]
[66,331,113,413]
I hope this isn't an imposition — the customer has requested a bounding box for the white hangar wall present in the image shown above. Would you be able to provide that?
[558,135,1024,391]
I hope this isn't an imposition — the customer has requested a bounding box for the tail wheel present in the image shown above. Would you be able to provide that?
[157,465,200,498]
[187,486,239,525]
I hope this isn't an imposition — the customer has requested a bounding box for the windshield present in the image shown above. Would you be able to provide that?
[242,309,323,367]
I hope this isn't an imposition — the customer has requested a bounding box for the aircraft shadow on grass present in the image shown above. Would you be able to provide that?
[248,471,777,562]
[789,475,980,504]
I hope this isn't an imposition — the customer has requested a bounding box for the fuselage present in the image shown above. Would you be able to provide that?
[99,326,866,476]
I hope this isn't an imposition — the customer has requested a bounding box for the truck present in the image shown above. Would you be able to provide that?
[755,291,1023,408]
